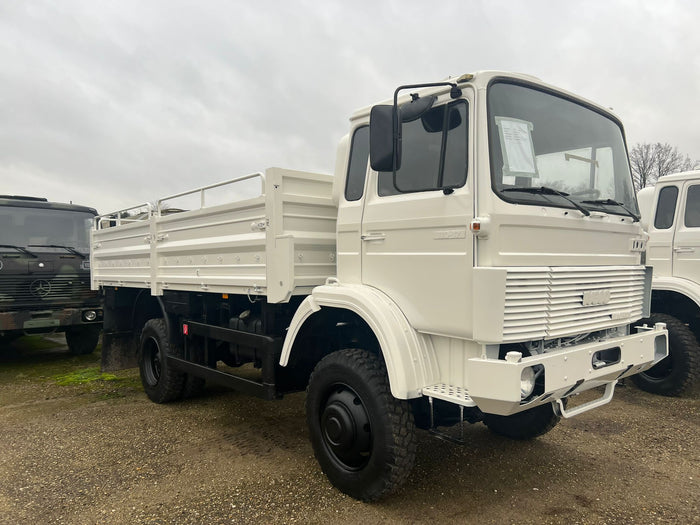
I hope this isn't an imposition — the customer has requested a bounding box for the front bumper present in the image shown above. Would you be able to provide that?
[0,307,103,335]
[465,323,668,416]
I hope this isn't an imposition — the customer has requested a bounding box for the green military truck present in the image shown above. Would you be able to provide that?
[0,195,102,353]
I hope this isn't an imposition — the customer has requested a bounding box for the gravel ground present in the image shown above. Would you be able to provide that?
[0,336,698,525]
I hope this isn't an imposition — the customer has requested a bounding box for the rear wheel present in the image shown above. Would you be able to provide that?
[306,349,416,501]
[483,402,560,440]
[139,318,185,403]
[631,313,700,396]
[65,326,100,355]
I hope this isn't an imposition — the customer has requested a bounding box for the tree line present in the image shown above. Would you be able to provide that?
[629,142,697,191]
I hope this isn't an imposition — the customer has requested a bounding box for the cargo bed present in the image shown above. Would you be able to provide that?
[91,168,336,303]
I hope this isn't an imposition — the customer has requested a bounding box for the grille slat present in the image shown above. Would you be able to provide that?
[502,266,648,342]
[0,276,95,309]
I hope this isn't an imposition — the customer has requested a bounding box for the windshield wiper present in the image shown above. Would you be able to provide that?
[581,199,640,222]
[502,186,591,217]
[0,244,38,257]
[28,244,87,258]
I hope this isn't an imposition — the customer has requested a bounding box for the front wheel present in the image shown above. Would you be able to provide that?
[483,402,560,440]
[65,326,100,355]
[306,349,416,501]
[631,313,700,396]
[139,318,185,403]
[0,333,22,346]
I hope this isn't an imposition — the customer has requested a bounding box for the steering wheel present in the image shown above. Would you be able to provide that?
[570,188,601,199]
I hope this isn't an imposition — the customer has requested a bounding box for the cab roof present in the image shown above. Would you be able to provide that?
[0,196,97,215]
[654,170,700,184]
[349,70,619,124]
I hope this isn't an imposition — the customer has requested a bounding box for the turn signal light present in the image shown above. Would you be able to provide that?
[469,216,491,238]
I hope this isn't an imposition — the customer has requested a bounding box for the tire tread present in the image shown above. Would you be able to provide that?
[483,402,560,440]
[139,318,185,403]
[306,348,416,501]
[631,313,700,396]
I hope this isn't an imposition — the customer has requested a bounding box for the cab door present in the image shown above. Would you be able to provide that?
[647,184,680,278]
[361,99,474,338]
[673,182,700,282]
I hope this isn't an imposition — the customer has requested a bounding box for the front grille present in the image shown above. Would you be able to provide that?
[0,275,98,310]
[503,266,647,342]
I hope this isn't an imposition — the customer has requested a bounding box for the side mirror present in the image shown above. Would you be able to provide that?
[401,94,437,123]
[370,95,437,172]
[636,186,655,231]
[369,105,400,172]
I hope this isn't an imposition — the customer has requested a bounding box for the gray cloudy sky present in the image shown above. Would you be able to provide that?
[1,0,698,213]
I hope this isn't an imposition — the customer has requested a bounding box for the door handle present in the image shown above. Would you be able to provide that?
[674,247,694,253]
[361,233,386,242]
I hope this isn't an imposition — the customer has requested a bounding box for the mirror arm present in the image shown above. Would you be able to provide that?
[392,82,462,106]
[389,82,463,173]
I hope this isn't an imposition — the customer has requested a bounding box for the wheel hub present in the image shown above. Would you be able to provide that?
[321,387,371,470]
[143,338,162,386]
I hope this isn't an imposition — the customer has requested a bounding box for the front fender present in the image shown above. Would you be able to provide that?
[653,276,700,309]
[280,282,439,399]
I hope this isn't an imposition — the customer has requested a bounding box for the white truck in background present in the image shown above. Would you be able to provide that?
[91,71,667,501]
[635,171,700,395]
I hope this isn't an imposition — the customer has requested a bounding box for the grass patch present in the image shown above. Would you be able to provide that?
[53,367,120,386]
[1,337,103,382]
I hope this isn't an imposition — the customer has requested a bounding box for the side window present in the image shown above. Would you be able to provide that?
[378,101,468,196]
[345,126,370,201]
[684,184,700,227]
[654,186,679,230]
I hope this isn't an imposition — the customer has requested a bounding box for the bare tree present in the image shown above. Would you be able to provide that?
[653,143,694,182]
[629,143,655,191]
[629,142,696,191]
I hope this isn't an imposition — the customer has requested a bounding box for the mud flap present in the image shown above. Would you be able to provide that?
[101,330,138,372]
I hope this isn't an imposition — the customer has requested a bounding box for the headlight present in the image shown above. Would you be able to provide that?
[82,310,97,322]
[520,367,536,400]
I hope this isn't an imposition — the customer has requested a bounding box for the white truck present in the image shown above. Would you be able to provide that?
[635,171,700,395]
[91,71,668,501]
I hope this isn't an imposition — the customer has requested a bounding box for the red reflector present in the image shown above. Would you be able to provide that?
[183,323,189,335]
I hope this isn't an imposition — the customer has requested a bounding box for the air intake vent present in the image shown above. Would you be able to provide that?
[503,266,647,342]
[0,275,97,310]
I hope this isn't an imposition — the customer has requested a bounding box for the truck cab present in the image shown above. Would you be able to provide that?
[0,196,102,353]
[634,171,700,394]
[303,71,664,414]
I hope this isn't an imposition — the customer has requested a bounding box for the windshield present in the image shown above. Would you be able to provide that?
[0,206,94,254]
[488,81,637,215]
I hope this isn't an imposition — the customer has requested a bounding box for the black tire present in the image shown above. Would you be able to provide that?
[631,313,700,396]
[306,349,416,501]
[0,333,22,346]
[65,326,100,355]
[483,402,560,440]
[138,318,185,403]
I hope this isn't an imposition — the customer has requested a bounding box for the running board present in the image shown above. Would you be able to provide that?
[421,384,478,445]
[422,384,477,407]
